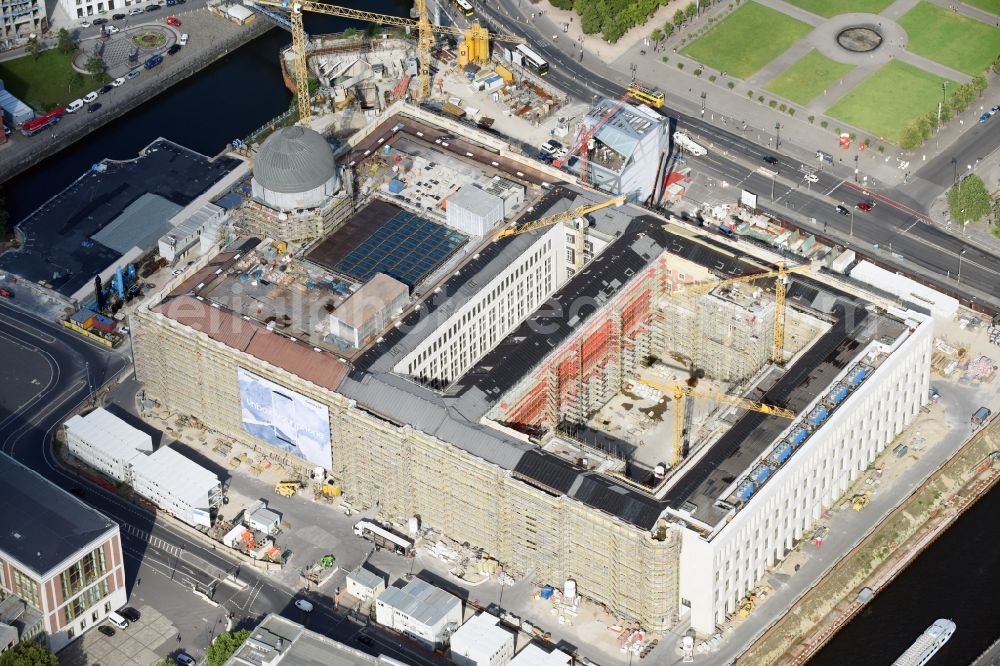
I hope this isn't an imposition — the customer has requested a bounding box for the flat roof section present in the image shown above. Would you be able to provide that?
[0,139,240,296]
[305,200,467,288]
[0,450,117,577]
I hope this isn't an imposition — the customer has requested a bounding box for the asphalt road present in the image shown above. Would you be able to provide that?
[474,1,1000,311]
[0,302,441,665]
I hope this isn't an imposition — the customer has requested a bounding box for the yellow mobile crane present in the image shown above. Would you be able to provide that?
[675,260,816,365]
[245,0,525,123]
[495,195,626,271]
[637,377,795,469]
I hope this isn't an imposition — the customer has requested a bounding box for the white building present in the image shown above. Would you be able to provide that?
[676,310,933,633]
[446,185,504,237]
[482,177,524,218]
[330,274,408,348]
[450,613,515,666]
[158,202,226,264]
[346,567,386,604]
[375,579,462,649]
[245,502,281,535]
[508,644,571,666]
[129,447,222,528]
[63,407,152,482]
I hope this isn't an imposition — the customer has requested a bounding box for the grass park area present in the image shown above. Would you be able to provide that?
[898,2,1000,75]
[781,0,895,17]
[0,49,106,112]
[765,49,855,105]
[681,2,813,79]
[827,60,952,143]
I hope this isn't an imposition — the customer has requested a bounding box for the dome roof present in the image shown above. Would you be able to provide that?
[253,126,337,194]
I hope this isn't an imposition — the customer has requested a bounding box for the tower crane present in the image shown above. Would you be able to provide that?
[637,377,795,470]
[245,0,525,123]
[552,93,631,187]
[675,260,816,365]
[495,195,626,271]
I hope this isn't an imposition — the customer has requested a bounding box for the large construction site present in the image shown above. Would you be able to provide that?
[129,74,936,638]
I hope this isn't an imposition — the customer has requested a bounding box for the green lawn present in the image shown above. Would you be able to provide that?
[827,60,953,143]
[765,50,855,105]
[899,1,1000,75]
[781,0,895,17]
[0,49,106,112]
[961,0,1000,14]
[680,2,814,79]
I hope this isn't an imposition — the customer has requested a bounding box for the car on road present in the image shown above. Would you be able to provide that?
[112,13,126,19]
[554,146,569,160]
[106,25,120,33]
[979,111,993,124]
[128,6,143,14]
[98,84,113,95]
[174,653,196,666]
[98,625,115,637]
[79,20,91,27]
[83,91,99,103]
[166,0,177,4]
[762,155,779,165]
[855,201,874,212]
[167,44,181,55]
[992,105,1000,114]
[835,204,850,216]
[126,69,142,79]
[804,173,818,183]
[112,76,126,87]
[87,103,102,113]
[93,17,108,25]
[0,288,13,298]
[68,486,85,497]
[145,4,161,10]
[166,15,181,26]
[120,607,141,622]
[294,599,314,612]
[356,634,375,646]
[178,33,188,45]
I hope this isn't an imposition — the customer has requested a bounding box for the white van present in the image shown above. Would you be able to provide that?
[107,611,129,629]
[67,99,84,113]
[83,91,99,103]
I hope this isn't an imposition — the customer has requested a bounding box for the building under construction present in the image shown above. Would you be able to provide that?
[131,107,932,636]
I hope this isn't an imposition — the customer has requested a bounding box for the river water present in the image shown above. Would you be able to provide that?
[810,482,1000,665]
[6,6,1000,663]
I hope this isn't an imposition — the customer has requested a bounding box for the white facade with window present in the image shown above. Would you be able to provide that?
[678,314,933,633]
[64,407,152,483]
[374,579,462,649]
[129,446,222,528]
[450,613,515,666]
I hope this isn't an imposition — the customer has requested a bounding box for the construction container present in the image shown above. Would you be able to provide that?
[539,585,554,600]
[847,365,868,387]
[809,406,830,426]
[737,479,756,502]
[441,102,467,118]
[495,65,513,82]
[753,464,773,485]
[788,428,808,449]
[272,240,288,253]
[388,179,406,194]
[770,443,792,466]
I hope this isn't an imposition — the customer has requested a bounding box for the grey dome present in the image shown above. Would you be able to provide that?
[253,126,337,194]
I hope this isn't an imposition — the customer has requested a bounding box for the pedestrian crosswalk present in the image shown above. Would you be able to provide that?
[119,521,183,557]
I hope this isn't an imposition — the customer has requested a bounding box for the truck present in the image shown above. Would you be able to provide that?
[673,132,707,156]
[972,406,991,427]
[353,519,413,556]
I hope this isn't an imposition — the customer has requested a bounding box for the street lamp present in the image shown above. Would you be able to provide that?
[952,157,958,185]
[849,205,854,237]
[774,122,781,150]
[700,91,706,117]
[957,249,966,284]
[853,154,859,183]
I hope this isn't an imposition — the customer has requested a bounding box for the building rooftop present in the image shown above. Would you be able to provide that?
[91,193,183,255]
[333,273,408,330]
[451,612,515,658]
[377,578,461,627]
[253,126,337,194]
[65,407,153,454]
[0,451,118,577]
[448,184,504,217]
[509,643,572,666]
[130,446,219,504]
[226,614,406,666]
[347,567,385,590]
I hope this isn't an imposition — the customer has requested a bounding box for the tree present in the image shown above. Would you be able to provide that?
[672,8,685,27]
[57,27,75,54]
[662,22,674,37]
[946,174,992,225]
[206,629,251,666]
[650,27,663,42]
[685,2,697,18]
[26,38,42,59]
[898,123,922,150]
[155,660,174,666]
[0,642,59,666]
[85,56,105,77]
[971,73,987,94]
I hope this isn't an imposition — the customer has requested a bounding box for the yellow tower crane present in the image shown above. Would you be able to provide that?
[246,0,525,123]
[495,195,626,271]
[637,377,795,469]
[675,260,816,365]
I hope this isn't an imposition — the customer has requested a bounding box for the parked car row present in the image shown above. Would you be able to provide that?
[68,68,142,114]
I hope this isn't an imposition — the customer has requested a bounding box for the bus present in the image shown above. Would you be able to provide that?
[353,520,413,556]
[453,0,473,16]
[20,108,64,136]
[515,44,549,76]
[627,82,664,108]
